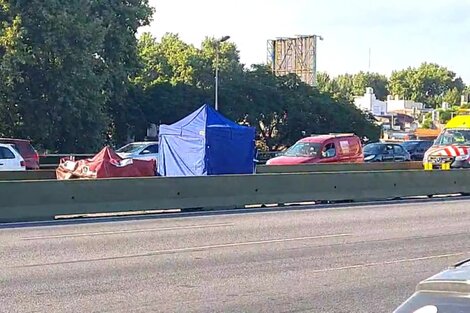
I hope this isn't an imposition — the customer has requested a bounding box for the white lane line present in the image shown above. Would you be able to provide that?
[21,223,234,240]
[310,252,466,274]
[15,233,351,268]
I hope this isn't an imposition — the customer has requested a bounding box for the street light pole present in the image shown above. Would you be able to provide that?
[214,35,230,111]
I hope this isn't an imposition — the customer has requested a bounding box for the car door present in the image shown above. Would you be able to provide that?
[382,145,394,162]
[0,146,19,170]
[393,144,407,162]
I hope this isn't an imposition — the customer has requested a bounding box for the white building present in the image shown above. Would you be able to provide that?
[354,87,387,116]
[386,95,424,113]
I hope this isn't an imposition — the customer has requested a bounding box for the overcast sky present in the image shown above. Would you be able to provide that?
[143,0,470,83]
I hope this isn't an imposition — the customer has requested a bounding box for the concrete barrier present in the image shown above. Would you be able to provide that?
[0,162,422,181]
[0,170,56,181]
[256,162,423,173]
[0,169,469,222]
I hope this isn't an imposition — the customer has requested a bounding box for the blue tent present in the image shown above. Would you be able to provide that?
[158,104,256,176]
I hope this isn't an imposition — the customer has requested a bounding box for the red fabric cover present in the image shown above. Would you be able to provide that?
[56,146,156,180]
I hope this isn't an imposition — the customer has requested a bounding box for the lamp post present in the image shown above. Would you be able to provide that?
[214,35,230,111]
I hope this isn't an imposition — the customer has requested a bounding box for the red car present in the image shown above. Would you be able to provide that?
[0,138,40,170]
[266,134,364,165]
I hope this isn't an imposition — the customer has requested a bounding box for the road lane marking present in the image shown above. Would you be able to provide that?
[310,252,466,273]
[14,233,351,268]
[21,223,234,240]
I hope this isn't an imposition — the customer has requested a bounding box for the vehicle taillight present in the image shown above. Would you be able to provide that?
[34,151,39,161]
[20,160,25,167]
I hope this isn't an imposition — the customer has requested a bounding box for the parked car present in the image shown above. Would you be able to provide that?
[401,140,434,161]
[0,138,39,169]
[266,134,363,165]
[393,258,470,312]
[0,143,26,171]
[116,141,159,161]
[363,142,411,162]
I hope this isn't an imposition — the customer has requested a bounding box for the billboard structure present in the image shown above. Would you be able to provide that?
[267,35,323,86]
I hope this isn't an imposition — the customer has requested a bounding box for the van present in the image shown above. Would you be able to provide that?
[266,134,363,165]
[423,109,470,169]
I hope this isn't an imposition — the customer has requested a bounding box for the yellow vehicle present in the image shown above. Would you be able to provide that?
[423,109,470,168]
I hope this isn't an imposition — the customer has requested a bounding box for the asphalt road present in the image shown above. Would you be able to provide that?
[1,199,470,313]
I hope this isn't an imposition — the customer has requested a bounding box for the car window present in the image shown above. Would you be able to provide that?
[364,143,385,154]
[393,145,405,154]
[141,144,158,154]
[284,142,322,157]
[17,142,36,156]
[0,147,16,159]
[419,141,433,150]
[402,141,419,151]
[322,142,336,158]
[117,143,147,154]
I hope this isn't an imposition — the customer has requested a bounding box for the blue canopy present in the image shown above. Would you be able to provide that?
[158,104,256,176]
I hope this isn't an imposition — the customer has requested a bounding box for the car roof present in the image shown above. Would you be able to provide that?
[366,142,401,146]
[126,141,158,145]
[416,259,470,294]
[0,143,16,149]
[300,134,357,143]
[0,138,31,143]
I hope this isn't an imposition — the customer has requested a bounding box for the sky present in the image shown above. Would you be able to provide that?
[143,0,470,83]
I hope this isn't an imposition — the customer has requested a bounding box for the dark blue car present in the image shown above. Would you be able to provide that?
[363,142,411,162]
[401,140,434,161]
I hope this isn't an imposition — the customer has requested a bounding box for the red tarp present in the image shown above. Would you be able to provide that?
[56,146,156,180]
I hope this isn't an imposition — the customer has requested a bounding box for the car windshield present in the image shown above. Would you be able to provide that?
[284,142,322,157]
[116,143,146,154]
[363,144,385,154]
[435,129,470,146]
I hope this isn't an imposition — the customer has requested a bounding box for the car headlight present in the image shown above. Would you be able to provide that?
[455,155,470,161]
[364,155,376,161]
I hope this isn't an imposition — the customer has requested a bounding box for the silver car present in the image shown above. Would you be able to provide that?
[116,141,159,161]
[393,258,470,312]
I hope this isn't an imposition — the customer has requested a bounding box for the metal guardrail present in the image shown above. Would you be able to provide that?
[0,169,468,222]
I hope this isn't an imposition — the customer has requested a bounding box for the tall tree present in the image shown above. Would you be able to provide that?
[389,63,465,108]
[0,0,108,152]
[91,0,153,144]
[0,0,153,151]
[317,72,388,101]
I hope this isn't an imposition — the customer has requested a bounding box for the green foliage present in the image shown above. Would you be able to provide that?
[389,63,465,108]
[438,109,454,124]
[422,118,433,129]
[0,0,153,152]
[317,71,388,101]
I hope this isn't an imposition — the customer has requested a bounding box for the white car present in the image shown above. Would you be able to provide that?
[116,141,159,161]
[0,143,26,171]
